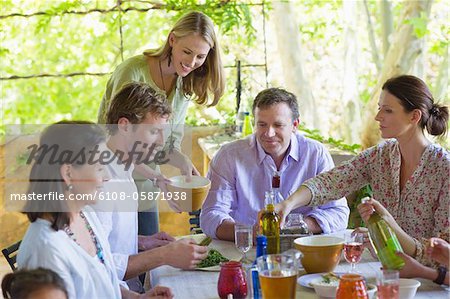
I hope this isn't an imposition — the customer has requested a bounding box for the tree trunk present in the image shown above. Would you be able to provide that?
[339,0,362,144]
[363,0,381,71]
[361,0,433,149]
[433,48,448,102]
[271,1,318,129]
[412,37,426,79]
[381,0,393,56]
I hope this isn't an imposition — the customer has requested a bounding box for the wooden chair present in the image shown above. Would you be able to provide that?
[2,240,22,271]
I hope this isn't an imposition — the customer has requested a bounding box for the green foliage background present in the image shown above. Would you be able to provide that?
[1,0,448,147]
[1,0,260,131]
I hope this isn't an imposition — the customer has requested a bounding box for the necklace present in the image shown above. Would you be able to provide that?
[63,211,105,264]
[158,58,175,154]
[158,59,166,92]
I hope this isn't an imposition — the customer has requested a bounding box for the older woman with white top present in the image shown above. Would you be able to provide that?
[17,121,172,299]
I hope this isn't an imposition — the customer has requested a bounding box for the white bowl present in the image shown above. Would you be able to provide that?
[398,278,421,299]
[310,278,339,298]
[366,283,376,299]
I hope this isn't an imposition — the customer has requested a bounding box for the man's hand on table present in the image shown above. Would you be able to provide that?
[140,286,174,299]
[163,238,208,269]
[139,232,176,251]
[122,285,173,299]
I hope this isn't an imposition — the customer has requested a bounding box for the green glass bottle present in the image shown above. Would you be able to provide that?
[242,112,253,137]
[366,211,405,270]
[260,191,280,254]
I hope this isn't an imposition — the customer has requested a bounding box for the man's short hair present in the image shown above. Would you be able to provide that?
[252,88,299,121]
[106,82,172,134]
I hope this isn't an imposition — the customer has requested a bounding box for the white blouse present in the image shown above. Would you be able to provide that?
[17,206,123,299]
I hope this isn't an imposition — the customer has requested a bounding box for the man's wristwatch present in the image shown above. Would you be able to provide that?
[433,266,448,285]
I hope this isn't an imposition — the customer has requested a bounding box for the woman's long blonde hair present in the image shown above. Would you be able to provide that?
[144,11,225,106]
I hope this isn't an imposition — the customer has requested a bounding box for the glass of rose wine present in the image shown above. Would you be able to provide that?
[344,231,364,273]
[377,269,399,299]
[235,224,253,264]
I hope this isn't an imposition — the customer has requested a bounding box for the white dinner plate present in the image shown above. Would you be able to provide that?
[195,265,221,272]
[297,272,345,289]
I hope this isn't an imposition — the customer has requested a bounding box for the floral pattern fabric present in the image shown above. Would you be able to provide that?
[305,139,450,265]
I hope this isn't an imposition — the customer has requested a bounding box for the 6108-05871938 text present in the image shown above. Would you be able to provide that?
[9,191,187,201]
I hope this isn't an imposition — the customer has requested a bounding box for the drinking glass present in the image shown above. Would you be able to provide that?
[377,269,399,299]
[256,254,299,299]
[344,231,364,273]
[235,224,253,264]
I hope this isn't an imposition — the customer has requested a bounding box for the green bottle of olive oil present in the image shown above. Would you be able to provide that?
[260,191,280,254]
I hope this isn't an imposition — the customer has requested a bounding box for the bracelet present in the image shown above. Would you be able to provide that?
[433,266,447,285]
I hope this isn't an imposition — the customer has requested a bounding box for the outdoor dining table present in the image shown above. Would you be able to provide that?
[150,232,449,298]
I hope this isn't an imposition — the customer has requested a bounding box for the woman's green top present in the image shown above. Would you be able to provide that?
[98,54,189,151]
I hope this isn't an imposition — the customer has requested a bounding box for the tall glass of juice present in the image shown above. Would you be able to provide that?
[256,254,299,299]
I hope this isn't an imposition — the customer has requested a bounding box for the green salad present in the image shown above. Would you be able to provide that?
[197,249,229,268]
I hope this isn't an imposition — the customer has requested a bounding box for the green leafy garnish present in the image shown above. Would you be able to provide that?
[322,272,340,284]
[197,249,229,268]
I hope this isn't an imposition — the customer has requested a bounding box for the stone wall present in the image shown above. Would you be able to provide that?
[0,135,36,251]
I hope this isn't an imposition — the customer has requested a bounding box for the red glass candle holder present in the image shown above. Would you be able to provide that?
[217,261,248,299]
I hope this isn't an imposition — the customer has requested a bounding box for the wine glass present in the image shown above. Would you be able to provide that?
[234,224,253,264]
[344,231,364,273]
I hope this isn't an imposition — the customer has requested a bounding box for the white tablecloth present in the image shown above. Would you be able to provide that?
[150,233,450,299]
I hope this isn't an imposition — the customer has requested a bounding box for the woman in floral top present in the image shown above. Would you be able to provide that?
[277,75,449,268]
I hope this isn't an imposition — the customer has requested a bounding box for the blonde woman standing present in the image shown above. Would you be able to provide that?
[97,11,225,235]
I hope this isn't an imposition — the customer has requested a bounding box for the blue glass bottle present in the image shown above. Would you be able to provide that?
[252,235,267,299]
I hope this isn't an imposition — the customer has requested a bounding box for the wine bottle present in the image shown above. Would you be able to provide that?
[364,199,405,270]
[235,110,245,136]
[242,112,253,137]
[271,171,284,203]
[260,191,280,254]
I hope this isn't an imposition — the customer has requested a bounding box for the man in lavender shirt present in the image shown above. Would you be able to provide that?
[200,88,349,241]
